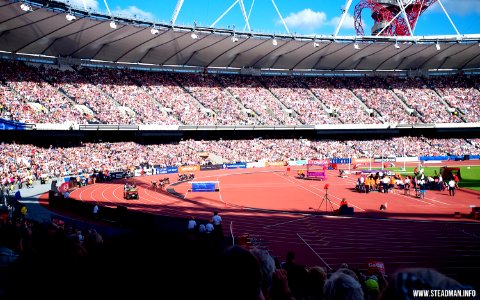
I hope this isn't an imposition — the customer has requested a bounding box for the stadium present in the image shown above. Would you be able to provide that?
[1,0,480,299]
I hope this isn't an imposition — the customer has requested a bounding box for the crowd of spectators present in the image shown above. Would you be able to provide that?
[129,70,207,125]
[389,77,460,123]
[217,75,299,125]
[0,61,88,124]
[259,76,332,125]
[1,59,479,126]
[427,75,480,123]
[1,137,479,188]
[171,73,257,125]
[305,77,378,124]
[347,76,421,124]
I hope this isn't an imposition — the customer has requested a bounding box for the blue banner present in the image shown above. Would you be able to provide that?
[0,118,26,130]
[222,162,247,169]
[156,167,168,174]
[419,156,449,161]
[110,172,124,179]
[331,158,352,164]
[167,166,178,174]
[192,182,216,192]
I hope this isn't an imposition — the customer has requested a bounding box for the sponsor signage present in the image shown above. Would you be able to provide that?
[373,157,396,163]
[200,164,223,171]
[331,158,352,164]
[0,118,26,130]
[222,162,247,169]
[156,167,168,174]
[268,161,286,167]
[167,166,178,174]
[178,165,200,172]
[110,171,125,179]
[307,159,330,165]
[352,158,372,164]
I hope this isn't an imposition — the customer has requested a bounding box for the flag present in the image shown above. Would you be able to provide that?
[14,190,21,200]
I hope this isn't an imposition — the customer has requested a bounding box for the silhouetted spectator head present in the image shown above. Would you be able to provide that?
[324,271,365,300]
[306,266,327,300]
[217,245,263,300]
[286,251,295,262]
[250,248,276,296]
[336,267,359,282]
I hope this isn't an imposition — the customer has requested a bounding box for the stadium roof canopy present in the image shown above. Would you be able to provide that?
[1,0,479,72]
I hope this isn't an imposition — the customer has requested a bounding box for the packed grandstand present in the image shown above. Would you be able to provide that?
[1,0,480,299]
[0,59,479,126]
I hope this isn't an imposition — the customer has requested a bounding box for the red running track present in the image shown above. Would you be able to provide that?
[62,165,480,288]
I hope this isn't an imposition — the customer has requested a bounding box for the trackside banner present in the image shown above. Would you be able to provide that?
[156,167,168,174]
[308,160,330,165]
[200,164,223,171]
[330,158,352,164]
[110,171,125,179]
[178,165,200,172]
[167,166,178,174]
[352,158,372,164]
[373,157,396,163]
[247,162,266,168]
[267,161,286,167]
[222,162,247,169]
[288,160,307,166]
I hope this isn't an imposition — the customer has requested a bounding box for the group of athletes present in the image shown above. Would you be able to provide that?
[151,177,170,190]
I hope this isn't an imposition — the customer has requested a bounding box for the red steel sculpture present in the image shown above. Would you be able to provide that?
[354,0,438,36]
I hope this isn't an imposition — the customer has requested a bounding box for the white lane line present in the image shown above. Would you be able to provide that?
[264,215,317,229]
[297,233,332,271]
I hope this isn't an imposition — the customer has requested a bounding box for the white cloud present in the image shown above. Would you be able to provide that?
[112,6,154,20]
[61,0,99,10]
[430,0,480,15]
[281,9,327,31]
[329,13,356,29]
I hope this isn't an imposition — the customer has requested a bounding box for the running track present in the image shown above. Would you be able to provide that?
[61,164,480,288]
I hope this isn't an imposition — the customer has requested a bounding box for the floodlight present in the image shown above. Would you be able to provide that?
[435,42,440,51]
[354,42,360,50]
[109,20,117,29]
[313,42,319,48]
[151,28,159,35]
[191,32,198,39]
[231,35,238,42]
[272,38,277,46]
[394,42,400,49]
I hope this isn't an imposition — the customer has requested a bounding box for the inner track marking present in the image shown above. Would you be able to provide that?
[297,233,332,271]
[264,214,317,229]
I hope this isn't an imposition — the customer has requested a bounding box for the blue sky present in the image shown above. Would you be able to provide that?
[63,0,480,36]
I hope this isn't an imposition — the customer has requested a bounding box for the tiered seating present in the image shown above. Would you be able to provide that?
[0,83,39,123]
[261,76,338,125]
[129,71,206,125]
[171,73,256,125]
[389,77,460,123]
[427,75,480,123]
[347,77,421,124]
[217,75,299,125]
[0,61,87,123]
[0,59,479,125]
[79,68,178,125]
[305,77,379,124]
